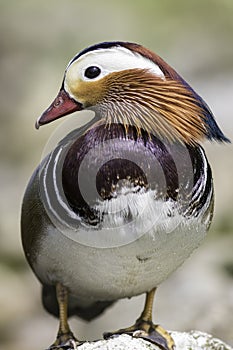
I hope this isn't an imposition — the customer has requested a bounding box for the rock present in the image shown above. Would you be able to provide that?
[62,332,233,350]
[172,330,233,350]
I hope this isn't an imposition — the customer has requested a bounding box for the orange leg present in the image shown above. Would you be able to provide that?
[104,288,175,350]
[48,283,78,349]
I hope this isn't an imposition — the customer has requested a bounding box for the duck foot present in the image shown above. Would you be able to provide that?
[47,283,83,350]
[47,332,81,350]
[104,319,175,350]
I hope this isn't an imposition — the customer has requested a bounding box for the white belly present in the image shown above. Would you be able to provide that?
[34,190,208,306]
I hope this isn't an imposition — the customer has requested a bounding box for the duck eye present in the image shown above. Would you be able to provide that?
[84,66,101,79]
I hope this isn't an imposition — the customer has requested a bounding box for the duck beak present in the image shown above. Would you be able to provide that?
[35,88,83,129]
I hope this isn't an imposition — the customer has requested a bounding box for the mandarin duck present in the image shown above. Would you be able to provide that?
[21,41,229,350]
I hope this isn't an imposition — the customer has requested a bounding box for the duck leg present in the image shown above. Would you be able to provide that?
[48,283,78,349]
[104,288,175,350]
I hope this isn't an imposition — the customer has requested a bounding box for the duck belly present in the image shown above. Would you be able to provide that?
[33,193,207,306]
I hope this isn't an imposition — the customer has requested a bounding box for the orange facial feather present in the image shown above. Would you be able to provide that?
[96,69,207,144]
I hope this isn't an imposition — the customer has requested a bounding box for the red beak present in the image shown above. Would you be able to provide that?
[35,88,83,129]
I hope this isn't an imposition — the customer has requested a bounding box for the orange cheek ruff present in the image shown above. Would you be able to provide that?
[96,69,207,144]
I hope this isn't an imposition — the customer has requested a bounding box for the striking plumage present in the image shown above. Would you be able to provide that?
[22,41,229,350]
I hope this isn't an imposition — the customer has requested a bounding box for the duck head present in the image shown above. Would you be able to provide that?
[36,41,229,144]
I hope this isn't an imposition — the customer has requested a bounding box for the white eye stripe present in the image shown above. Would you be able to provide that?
[66,46,165,83]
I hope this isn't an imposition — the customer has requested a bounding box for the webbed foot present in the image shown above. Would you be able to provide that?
[104,319,174,350]
[48,331,79,350]
[104,288,175,350]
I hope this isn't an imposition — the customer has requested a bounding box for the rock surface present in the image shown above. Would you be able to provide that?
[65,332,233,350]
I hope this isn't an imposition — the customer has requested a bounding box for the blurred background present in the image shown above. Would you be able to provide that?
[0,0,233,349]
